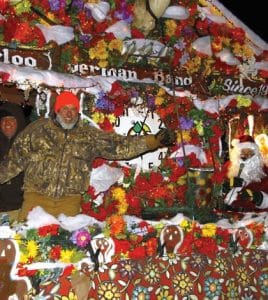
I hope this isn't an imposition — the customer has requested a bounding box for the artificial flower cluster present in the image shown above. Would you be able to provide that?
[0,0,266,81]
[16,224,94,270]
[15,217,266,280]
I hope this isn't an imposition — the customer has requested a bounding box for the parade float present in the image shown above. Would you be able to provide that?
[0,0,267,299]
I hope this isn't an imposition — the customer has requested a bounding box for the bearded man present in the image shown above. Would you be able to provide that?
[0,92,176,220]
[224,135,268,211]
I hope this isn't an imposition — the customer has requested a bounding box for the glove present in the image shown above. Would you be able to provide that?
[146,128,176,150]
[156,129,177,147]
[232,177,244,187]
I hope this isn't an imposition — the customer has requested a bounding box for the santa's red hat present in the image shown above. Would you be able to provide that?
[231,135,258,151]
[54,92,80,113]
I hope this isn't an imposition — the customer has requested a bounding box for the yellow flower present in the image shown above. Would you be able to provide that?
[92,111,105,124]
[19,253,28,264]
[177,176,186,185]
[180,219,190,230]
[26,240,39,258]
[108,39,123,52]
[196,178,206,186]
[165,19,177,36]
[237,95,252,108]
[89,48,97,60]
[61,291,78,300]
[107,113,116,124]
[116,199,128,215]
[14,233,23,245]
[201,223,216,237]
[157,88,166,97]
[185,56,201,74]
[60,249,74,263]
[232,43,254,59]
[112,187,126,201]
[199,0,208,6]
[98,59,108,68]
[155,96,164,105]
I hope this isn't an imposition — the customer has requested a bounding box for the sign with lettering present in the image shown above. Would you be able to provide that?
[67,63,193,88]
[0,43,60,71]
[68,62,267,98]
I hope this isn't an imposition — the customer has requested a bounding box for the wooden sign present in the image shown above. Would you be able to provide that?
[0,42,61,71]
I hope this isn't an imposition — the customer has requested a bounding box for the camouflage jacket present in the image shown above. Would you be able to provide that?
[0,117,154,198]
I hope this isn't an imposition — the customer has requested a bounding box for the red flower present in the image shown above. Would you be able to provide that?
[49,245,62,260]
[126,193,142,215]
[0,72,10,83]
[114,239,131,254]
[131,28,145,38]
[230,27,246,44]
[17,267,37,277]
[95,21,109,34]
[211,171,225,184]
[129,246,146,259]
[38,224,59,237]
[62,265,75,276]
[145,237,157,256]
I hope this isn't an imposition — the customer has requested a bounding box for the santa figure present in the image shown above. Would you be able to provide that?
[224,135,268,212]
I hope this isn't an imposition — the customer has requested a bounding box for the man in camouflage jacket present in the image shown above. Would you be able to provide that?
[0,92,175,220]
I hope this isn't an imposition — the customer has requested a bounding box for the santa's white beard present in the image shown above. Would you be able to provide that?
[228,150,266,185]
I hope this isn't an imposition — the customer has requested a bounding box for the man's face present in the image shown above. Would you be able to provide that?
[56,104,79,129]
[57,104,79,124]
[240,148,255,161]
[0,116,17,138]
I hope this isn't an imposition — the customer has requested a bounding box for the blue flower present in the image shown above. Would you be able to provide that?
[259,273,268,295]
[204,277,222,298]
[179,116,194,130]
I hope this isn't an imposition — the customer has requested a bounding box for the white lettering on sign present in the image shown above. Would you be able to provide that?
[223,78,268,97]
[153,70,192,87]
[0,48,37,67]
[68,64,138,81]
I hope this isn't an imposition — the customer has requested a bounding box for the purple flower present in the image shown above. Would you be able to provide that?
[71,0,84,11]
[114,0,133,23]
[179,116,194,130]
[96,92,115,112]
[71,229,91,248]
[146,95,156,110]
[49,0,60,11]
[79,34,92,44]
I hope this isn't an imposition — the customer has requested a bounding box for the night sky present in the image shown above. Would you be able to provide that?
[219,0,267,42]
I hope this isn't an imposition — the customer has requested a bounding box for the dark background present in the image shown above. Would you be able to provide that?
[219,0,267,42]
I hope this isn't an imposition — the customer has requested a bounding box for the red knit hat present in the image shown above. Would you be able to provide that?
[54,92,80,113]
[238,135,255,144]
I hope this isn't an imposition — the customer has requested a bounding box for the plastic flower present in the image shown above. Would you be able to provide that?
[60,249,75,263]
[112,186,126,200]
[108,39,123,52]
[12,0,31,15]
[236,95,252,108]
[92,111,105,124]
[180,219,193,232]
[201,223,217,237]
[26,240,39,258]
[19,253,28,264]
[71,229,91,248]
[107,214,126,236]
[165,19,177,37]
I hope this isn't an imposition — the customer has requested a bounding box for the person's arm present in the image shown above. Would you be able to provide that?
[0,130,30,184]
[92,128,176,161]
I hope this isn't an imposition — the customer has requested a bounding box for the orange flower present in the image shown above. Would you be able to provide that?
[107,215,126,236]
